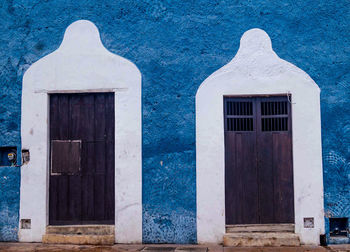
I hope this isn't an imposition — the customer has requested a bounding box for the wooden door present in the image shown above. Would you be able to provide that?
[224,96,294,225]
[49,93,115,225]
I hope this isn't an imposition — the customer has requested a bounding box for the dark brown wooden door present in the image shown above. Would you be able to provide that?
[49,93,115,225]
[224,96,294,225]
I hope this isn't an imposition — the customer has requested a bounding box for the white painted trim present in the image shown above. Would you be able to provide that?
[19,20,142,243]
[196,28,324,245]
[34,88,128,93]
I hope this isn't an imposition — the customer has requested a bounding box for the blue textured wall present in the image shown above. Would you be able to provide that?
[0,0,349,243]
[0,26,21,240]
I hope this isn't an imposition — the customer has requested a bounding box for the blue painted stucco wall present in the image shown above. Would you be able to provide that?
[0,41,21,240]
[0,0,349,243]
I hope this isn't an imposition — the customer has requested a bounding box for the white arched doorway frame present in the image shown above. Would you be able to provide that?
[196,29,324,245]
[19,20,142,243]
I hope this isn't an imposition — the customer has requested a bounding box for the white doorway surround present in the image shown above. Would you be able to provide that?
[19,20,142,243]
[196,28,324,245]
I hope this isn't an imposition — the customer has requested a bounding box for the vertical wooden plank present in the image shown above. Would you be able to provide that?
[94,136,106,160]
[94,96,106,174]
[57,175,69,222]
[49,94,60,224]
[68,141,81,174]
[79,94,95,223]
[239,132,259,224]
[49,95,60,140]
[105,170,115,222]
[225,131,236,224]
[68,175,82,223]
[81,94,95,142]
[257,133,275,223]
[49,176,58,224]
[81,174,95,222]
[235,133,244,224]
[94,174,106,221]
[80,94,93,223]
[256,98,275,224]
[58,95,70,140]
[105,93,115,222]
[69,95,81,139]
[68,94,83,224]
[93,94,106,221]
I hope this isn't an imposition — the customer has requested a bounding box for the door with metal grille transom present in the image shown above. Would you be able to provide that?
[224,96,294,224]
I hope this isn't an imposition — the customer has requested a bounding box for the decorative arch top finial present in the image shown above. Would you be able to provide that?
[58,20,105,53]
[240,28,272,51]
[235,28,273,57]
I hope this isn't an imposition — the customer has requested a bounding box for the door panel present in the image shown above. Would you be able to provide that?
[272,133,294,223]
[225,98,258,224]
[225,96,294,225]
[236,133,259,224]
[257,133,275,224]
[49,93,115,225]
[225,132,259,224]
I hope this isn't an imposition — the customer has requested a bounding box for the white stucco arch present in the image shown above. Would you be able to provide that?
[196,28,324,245]
[19,20,142,243]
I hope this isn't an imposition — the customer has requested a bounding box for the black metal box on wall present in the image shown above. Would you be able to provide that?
[0,147,17,166]
[330,218,349,237]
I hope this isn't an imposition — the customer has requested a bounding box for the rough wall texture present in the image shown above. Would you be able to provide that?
[0,0,349,243]
[0,6,21,238]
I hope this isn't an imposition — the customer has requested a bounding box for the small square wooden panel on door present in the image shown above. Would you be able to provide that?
[51,140,81,175]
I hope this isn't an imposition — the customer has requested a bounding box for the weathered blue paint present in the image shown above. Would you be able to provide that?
[0,16,22,239]
[0,166,20,241]
[0,0,349,243]
[323,151,350,244]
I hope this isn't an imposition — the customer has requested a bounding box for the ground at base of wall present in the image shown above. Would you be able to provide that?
[0,243,349,252]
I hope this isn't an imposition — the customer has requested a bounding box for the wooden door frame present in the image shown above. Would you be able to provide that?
[196,28,324,245]
[19,20,142,243]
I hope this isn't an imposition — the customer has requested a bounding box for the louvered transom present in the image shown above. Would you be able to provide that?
[261,117,288,131]
[224,96,291,133]
[261,101,288,115]
[261,101,289,132]
[227,118,254,131]
[226,101,253,116]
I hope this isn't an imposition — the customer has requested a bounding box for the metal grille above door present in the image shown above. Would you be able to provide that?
[224,96,294,225]
[225,100,254,131]
[261,100,289,131]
